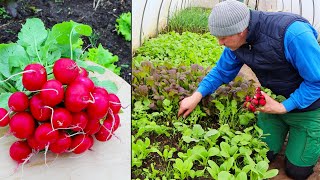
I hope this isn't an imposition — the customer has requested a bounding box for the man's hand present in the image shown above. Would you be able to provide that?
[256,91,287,114]
[178,92,203,118]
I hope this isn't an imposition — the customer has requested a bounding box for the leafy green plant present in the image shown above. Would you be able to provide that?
[86,43,120,75]
[116,12,131,41]
[132,136,162,168]
[0,7,10,19]
[165,7,211,34]
[210,76,258,130]
[134,32,222,68]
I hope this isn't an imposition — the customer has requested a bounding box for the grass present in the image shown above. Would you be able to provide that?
[164,7,212,34]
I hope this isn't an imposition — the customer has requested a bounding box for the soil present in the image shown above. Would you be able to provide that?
[0,0,131,84]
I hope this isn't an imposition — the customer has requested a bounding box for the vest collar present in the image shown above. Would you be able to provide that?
[246,10,261,44]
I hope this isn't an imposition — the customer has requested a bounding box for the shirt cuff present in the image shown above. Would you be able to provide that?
[282,98,298,112]
[196,87,208,97]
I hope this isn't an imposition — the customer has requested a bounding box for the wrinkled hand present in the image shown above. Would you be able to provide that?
[256,91,287,114]
[178,92,202,118]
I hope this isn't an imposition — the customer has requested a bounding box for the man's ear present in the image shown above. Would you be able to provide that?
[239,28,248,37]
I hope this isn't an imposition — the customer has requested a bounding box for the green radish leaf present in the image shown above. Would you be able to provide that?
[208,147,220,157]
[235,171,247,180]
[94,80,118,94]
[242,165,254,173]
[182,136,199,143]
[220,157,234,171]
[163,99,170,106]
[17,18,47,62]
[51,21,92,45]
[263,169,279,179]
[218,171,233,180]
[0,93,11,110]
[205,129,219,138]
[0,44,29,78]
[256,161,269,173]
[86,65,106,74]
[220,142,230,157]
[192,124,204,137]
[229,145,238,156]
[207,160,220,179]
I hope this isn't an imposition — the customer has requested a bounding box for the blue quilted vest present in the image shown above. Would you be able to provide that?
[233,10,320,112]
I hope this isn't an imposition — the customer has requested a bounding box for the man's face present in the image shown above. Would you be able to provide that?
[216,31,246,51]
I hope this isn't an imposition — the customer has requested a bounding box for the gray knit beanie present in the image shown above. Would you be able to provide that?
[208,0,250,36]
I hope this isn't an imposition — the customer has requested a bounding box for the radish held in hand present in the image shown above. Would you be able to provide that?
[243,87,266,112]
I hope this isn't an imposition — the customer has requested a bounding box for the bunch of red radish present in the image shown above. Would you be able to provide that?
[243,87,266,112]
[0,58,122,165]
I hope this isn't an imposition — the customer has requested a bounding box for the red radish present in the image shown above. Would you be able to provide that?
[53,58,79,85]
[71,111,89,131]
[251,99,259,106]
[0,108,10,127]
[72,76,94,92]
[69,134,92,154]
[93,87,108,96]
[49,132,71,154]
[34,123,59,145]
[8,92,29,112]
[107,94,121,114]
[9,141,32,163]
[52,108,72,129]
[30,94,51,122]
[64,83,91,112]
[84,118,101,135]
[259,99,266,106]
[106,113,120,131]
[87,92,109,119]
[95,119,114,142]
[22,63,47,91]
[40,80,64,107]
[78,67,88,77]
[9,112,35,139]
[248,104,256,112]
[245,95,251,102]
[27,135,46,151]
[87,135,94,149]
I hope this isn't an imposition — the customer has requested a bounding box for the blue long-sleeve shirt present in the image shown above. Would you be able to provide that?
[197,21,320,112]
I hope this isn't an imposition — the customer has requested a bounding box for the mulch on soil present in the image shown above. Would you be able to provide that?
[0,0,131,84]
